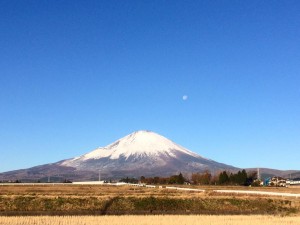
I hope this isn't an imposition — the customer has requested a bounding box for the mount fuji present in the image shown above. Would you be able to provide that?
[0,131,238,181]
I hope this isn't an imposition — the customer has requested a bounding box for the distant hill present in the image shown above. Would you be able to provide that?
[246,168,300,180]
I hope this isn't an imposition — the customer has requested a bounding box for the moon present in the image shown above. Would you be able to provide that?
[182,95,188,101]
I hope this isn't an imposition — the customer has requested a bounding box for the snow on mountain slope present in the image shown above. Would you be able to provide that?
[56,130,240,179]
[61,130,204,167]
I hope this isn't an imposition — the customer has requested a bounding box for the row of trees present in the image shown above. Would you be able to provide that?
[219,170,248,185]
[193,170,258,186]
[0,180,22,183]
[119,177,139,184]
[140,173,185,185]
[191,171,212,185]
[122,170,258,186]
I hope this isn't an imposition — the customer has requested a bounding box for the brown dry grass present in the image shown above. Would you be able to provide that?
[1,184,300,196]
[192,185,300,194]
[1,215,300,225]
[0,185,203,199]
[1,185,300,215]
[1,185,300,203]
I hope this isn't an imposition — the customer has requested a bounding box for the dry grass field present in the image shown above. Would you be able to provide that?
[1,215,300,225]
[1,185,300,215]
[1,184,300,197]
[203,185,300,194]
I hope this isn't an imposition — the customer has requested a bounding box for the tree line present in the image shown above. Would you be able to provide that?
[140,173,185,184]
[217,170,257,185]
[190,170,257,186]
[121,170,258,186]
[120,173,186,185]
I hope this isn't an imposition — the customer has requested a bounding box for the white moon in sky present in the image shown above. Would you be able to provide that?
[182,95,188,100]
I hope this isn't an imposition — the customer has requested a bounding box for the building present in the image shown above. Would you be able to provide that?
[265,177,287,187]
[286,178,300,186]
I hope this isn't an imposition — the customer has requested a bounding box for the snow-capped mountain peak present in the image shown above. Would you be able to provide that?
[62,130,201,166]
[58,130,237,178]
[1,130,238,180]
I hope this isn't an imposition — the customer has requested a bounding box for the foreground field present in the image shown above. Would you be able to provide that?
[1,215,300,225]
[2,184,300,197]
[1,185,300,215]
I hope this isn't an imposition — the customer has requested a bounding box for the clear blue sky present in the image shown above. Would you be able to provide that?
[1,0,300,172]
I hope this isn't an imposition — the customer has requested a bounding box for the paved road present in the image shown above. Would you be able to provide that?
[213,189,300,197]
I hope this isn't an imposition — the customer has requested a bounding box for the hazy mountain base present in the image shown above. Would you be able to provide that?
[0,196,297,216]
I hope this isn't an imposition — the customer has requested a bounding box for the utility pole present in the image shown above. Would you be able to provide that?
[99,170,101,182]
[257,168,260,180]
